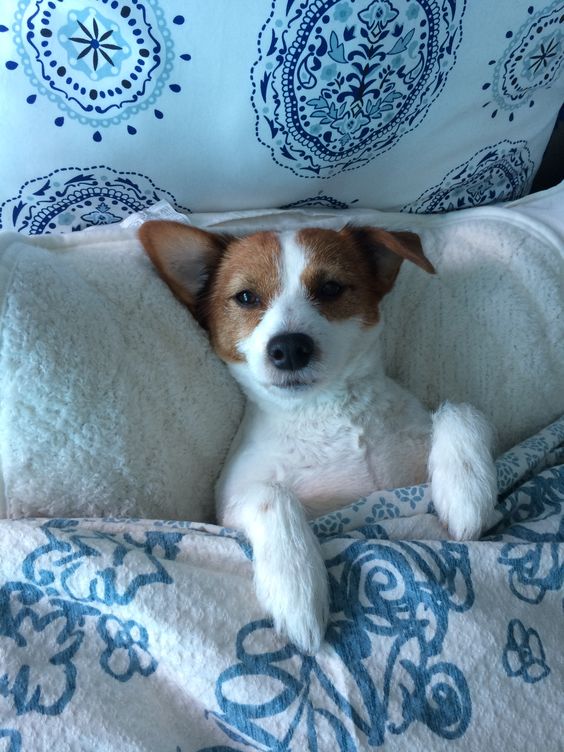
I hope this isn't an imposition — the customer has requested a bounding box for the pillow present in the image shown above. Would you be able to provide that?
[1,1,563,232]
[0,227,245,519]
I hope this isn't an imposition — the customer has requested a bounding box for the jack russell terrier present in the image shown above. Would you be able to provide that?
[138,221,497,653]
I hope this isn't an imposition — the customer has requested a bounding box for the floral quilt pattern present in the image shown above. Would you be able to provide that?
[0,415,563,750]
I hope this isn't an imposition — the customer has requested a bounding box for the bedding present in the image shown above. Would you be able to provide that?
[0,226,244,519]
[1,1,564,227]
[0,415,562,751]
[1,189,562,520]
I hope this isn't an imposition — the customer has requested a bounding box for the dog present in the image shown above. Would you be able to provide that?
[138,220,497,653]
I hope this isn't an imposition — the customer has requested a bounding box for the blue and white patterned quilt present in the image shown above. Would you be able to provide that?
[0,416,563,751]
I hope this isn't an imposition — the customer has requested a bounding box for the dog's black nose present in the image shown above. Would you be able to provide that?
[267,333,314,371]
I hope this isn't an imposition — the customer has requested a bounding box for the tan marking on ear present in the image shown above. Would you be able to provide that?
[387,230,435,274]
[138,220,230,324]
[204,231,283,363]
[340,225,435,296]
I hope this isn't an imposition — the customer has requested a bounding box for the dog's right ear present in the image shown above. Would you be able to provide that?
[138,220,231,323]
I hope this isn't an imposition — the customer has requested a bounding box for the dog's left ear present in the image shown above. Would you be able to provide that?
[341,226,435,295]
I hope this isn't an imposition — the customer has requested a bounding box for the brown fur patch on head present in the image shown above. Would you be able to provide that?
[204,231,282,363]
[296,228,383,326]
[296,226,433,327]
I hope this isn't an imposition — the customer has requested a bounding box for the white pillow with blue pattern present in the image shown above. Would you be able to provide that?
[0,0,563,233]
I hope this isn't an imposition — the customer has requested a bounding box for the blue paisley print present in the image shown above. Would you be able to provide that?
[279,194,353,209]
[251,0,467,177]
[482,2,564,121]
[8,0,190,140]
[403,140,535,212]
[0,165,189,234]
[0,729,22,752]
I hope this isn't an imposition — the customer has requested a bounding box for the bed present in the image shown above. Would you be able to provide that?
[0,2,563,750]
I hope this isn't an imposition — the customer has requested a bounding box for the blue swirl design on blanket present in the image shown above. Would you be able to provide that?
[251,0,467,177]
[481,2,564,122]
[502,619,551,684]
[0,520,181,725]
[8,1,190,141]
[0,729,22,752]
[205,540,473,749]
[403,140,534,213]
[0,165,189,234]
[499,535,564,606]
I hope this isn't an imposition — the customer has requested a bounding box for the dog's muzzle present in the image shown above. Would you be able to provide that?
[267,333,314,371]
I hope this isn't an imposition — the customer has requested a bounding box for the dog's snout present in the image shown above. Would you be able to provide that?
[267,333,314,371]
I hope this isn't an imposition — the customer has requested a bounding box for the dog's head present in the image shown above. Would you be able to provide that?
[138,222,434,404]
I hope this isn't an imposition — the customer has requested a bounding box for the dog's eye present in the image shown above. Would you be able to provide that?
[317,280,344,300]
[235,290,260,307]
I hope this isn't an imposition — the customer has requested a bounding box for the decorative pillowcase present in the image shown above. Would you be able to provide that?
[0,1,563,233]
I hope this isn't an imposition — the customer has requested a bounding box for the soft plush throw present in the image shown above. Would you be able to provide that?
[0,228,244,519]
[1,187,562,519]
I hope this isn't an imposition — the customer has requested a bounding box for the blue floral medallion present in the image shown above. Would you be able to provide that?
[403,140,535,213]
[0,165,189,234]
[9,0,190,140]
[482,2,564,122]
[251,0,467,177]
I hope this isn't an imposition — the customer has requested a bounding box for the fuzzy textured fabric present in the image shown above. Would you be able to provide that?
[0,228,244,519]
[382,214,564,450]
[185,181,564,452]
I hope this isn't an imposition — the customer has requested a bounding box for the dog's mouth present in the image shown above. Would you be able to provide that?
[270,377,318,391]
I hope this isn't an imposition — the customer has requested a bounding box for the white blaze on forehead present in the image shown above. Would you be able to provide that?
[278,231,309,298]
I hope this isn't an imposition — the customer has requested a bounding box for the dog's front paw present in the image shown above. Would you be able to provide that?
[432,459,498,540]
[255,549,329,654]
[430,402,498,540]
[433,486,488,540]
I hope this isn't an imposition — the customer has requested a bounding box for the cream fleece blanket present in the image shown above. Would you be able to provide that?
[0,228,244,519]
[0,184,562,518]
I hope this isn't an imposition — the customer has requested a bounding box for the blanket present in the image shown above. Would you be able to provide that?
[0,228,244,519]
[1,197,563,522]
[0,415,562,751]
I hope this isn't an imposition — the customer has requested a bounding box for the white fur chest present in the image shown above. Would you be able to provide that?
[217,376,432,520]
[258,402,375,515]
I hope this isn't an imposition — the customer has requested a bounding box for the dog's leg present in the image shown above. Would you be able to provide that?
[428,402,498,540]
[228,482,329,654]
